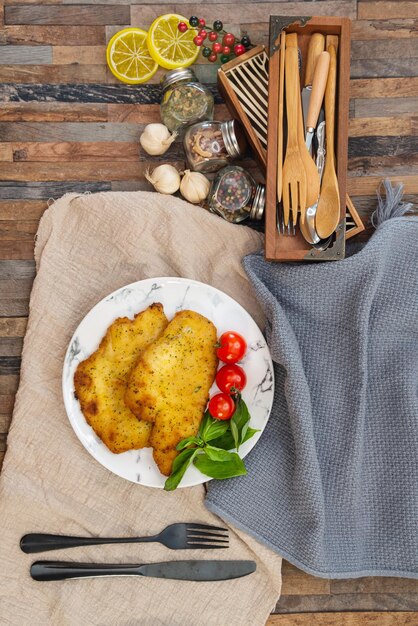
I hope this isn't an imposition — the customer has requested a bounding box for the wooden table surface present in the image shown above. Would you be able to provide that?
[1,1,417,624]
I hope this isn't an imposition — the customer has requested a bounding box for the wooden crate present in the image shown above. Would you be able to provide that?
[266,16,351,261]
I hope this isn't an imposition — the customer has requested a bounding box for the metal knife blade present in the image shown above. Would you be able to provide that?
[139,560,256,582]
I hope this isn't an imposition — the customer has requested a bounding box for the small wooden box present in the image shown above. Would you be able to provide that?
[266,16,351,261]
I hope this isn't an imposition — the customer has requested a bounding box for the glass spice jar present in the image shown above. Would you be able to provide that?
[160,68,214,135]
[207,165,265,224]
[183,120,247,173]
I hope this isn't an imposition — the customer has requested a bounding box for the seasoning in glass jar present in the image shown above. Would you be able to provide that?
[184,120,247,173]
[207,165,265,223]
[160,68,214,134]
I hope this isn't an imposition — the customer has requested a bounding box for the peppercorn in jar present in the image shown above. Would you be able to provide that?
[184,120,247,173]
[160,68,214,135]
[207,165,265,223]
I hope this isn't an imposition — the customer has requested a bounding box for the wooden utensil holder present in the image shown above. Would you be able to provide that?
[266,16,351,261]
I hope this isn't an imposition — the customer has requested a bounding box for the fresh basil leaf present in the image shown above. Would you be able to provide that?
[230,419,239,450]
[208,430,235,450]
[244,427,259,443]
[198,410,213,440]
[176,436,202,451]
[194,452,247,480]
[164,448,198,491]
[203,419,230,442]
[231,398,251,450]
[204,445,234,462]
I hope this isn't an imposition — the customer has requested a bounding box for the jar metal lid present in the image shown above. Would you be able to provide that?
[221,120,247,158]
[250,184,265,220]
[161,68,197,90]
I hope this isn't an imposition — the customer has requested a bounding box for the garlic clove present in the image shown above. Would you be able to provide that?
[145,164,181,195]
[180,170,210,204]
[140,123,177,156]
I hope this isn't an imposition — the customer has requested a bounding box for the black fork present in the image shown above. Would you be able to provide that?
[20,523,229,553]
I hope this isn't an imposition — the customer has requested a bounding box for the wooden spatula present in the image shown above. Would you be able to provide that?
[315,44,340,239]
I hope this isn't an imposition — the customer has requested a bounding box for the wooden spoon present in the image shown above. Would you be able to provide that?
[315,44,340,239]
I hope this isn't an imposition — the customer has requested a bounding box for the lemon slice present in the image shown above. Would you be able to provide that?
[147,14,199,70]
[106,28,158,84]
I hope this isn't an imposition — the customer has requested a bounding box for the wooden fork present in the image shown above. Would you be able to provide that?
[282,45,307,227]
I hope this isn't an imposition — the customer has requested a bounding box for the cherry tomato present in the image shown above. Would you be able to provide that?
[208,393,235,420]
[216,331,247,364]
[223,33,235,48]
[216,364,247,395]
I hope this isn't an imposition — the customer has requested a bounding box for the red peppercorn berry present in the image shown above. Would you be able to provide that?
[178,22,188,33]
[212,42,222,54]
[193,35,204,46]
[208,31,218,42]
[233,43,246,56]
[223,33,235,47]
[198,29,207,39]
[222,46,231,55]
[198,18,206,28]
[208,53,218,63]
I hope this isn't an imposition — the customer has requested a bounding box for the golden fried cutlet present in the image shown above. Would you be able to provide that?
[125,310,218,476]
[74,303,168,453]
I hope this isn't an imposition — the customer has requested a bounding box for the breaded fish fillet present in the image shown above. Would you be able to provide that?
[125,310,218,476]
[74,303,168,453]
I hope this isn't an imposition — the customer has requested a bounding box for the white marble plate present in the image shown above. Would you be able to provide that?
[63,277,274,488]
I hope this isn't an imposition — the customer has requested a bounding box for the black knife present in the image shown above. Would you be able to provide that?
[30,560,256,582]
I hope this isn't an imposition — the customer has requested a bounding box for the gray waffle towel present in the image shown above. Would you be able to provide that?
[206,196,418,578]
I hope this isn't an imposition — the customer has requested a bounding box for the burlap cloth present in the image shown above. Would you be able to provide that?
[0,191,282,626]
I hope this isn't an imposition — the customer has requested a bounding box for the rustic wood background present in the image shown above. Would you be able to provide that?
[1,1,417,624]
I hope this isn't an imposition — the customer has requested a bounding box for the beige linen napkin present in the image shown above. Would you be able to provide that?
[0,191,282,626]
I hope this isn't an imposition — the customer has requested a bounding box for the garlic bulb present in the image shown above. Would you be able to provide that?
[140,123,177,156]
[180,170,210,204]
[145,164,181,195]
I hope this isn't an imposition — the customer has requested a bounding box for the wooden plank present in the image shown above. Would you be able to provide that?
[267,613,418,625]
[331,577,418,594]
[350,77,418,98]
[0,450,5,471]
[349,155,418,177]
[354,97,418,117]
[3,25,106,45]
[53,45,105,65]
[281,562,330,596]
[0,220,38,240]
[351,58,418,78]
[0,201,47,220]
[131,2,357,25]
[0,318,28,338]
[0,83,184,105]
[352,38,418,60]
[0,357,21,375]
[0,145,13,162]
[0,65,107,84]
[0,103,108,122]
[0,412,13,432]
[0,161,187,181]
[0,45,52,64]
[349,117,414,137]
[107,103,229,123]
[0,434,7,453]
[0,181,111,200]
[349,136,418,158]
[0,395,15,415]
[12,141,140,162]
[0,241,35,260]
[0,277,34,300]
[275,593,418,612]
[5,5,131,25]
[0,260,36,279]
[347,175,418,196]
[0,338,23,357]
[0,375,19,395]
[0,122,142,142]
[359,2,418,20]
[352,19,418,40]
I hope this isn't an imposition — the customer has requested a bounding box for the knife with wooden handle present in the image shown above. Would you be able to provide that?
[305,51,330,151]
[301,33,325,126]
